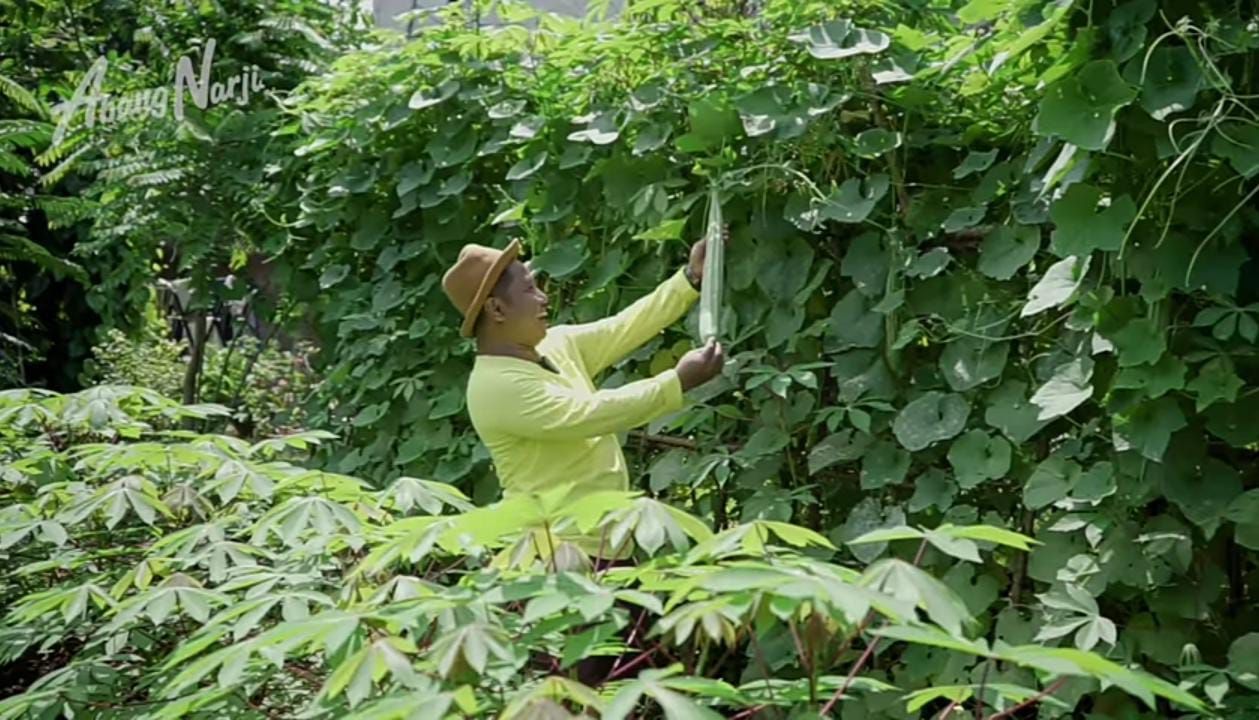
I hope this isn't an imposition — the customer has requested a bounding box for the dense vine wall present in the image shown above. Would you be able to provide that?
[210,0,1259,713]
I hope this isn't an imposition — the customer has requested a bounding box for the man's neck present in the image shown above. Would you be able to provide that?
[476,338,542,363]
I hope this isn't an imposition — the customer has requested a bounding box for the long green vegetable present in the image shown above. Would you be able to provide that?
[698,186,723,342]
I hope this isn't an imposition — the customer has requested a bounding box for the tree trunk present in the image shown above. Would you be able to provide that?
[182,314,208,410]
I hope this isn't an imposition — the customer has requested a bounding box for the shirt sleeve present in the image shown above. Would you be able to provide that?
[562,268,700,378]
[485,368,685,440]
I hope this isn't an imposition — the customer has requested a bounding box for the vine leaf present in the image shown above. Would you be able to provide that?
[1113,355,1185,398]
[940,338,1008,391]
[1133,46,1203,120]
[1229,634,1259,689]
[808,429,871,475]
[530,237,588,279]
[948,430,1012,489]
[676,99,739,152]
[1024,455,1081,509]
[1164,457,1241,536]
[853,128,901,157]
[1031,358,1094,420]
[892,392,970,451]
[1186,357,1244,411]
[1048,184,1135,257]
[861,440,911,488]
[568,111,620,145]
[1021,255,1090,317]
[788,20,890,60]
[841,232,888,296]
[1072,462,1116,502]
[820,174,889,224]
[1107,0,1156,62]
[1211,122,1259,178]
[906,247,951,279]
[1033,60,1137,150]
[1112,397,1187,461]
[1108,318,1166,367]
[953,149,998,178]
[979,225,1039,280]
[505,151,547,181]
[408,79,459,110]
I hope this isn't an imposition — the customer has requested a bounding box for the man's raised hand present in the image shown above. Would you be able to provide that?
[675,338,726,391]
[687,225,730,285]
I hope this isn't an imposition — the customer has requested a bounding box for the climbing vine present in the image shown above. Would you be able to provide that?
[256,0,1259,714]
[3,0,1258,715]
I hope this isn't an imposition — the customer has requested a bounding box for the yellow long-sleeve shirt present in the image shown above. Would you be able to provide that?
[466,268,700,506]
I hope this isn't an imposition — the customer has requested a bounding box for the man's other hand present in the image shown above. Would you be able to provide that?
[676,338,725,391]
[687,225,730,285]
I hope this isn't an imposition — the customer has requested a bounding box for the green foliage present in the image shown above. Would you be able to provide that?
[0,388,1209,718]
[0,0,363,389]
[200,337,318,438]
[232,0,1259,715]
[83,320,317,438]
[83,327,185,400]
[5,0,1259,715]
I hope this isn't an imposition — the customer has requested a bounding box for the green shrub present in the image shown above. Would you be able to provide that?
[0,386,1212,718]
[83,321,317,438]
[82,327,185,400]
[200,337,319,438]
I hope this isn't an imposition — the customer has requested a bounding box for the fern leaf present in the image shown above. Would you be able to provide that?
[37,145,90,188]
[0,119,53,149]
[32,196,98,230]
[276,57,325,76]
[259,16,335,50]
[95,157,155,182]
[0,149,31,177]
[0,73,48,120]
[35,131,88,167]
[129,167,188,187]
[0,233,88,283]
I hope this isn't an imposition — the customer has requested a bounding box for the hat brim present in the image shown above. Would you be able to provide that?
[460,239,521,338]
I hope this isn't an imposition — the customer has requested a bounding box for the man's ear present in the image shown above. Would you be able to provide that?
[483,296,504,323]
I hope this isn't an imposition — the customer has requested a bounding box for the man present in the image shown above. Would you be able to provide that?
[440,235,726,560]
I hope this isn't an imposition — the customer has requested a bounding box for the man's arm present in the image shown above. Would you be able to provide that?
[485,368,687,441]
[562,268,699,378]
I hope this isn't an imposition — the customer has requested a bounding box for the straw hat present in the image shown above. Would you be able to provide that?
[441,239,522,338]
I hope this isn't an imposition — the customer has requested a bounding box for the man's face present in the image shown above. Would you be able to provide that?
[481,260,549,345]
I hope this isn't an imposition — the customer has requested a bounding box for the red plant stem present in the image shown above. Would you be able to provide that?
[825,612,873,669]
[935,699,962,719]
[730,704,767,720]
[747,626,778,705]
[818,539,929,717]
[788,618,812,678]
[606,608,651,679]
[819,634,882,716]
[605,646,659,681]
[983,678,1067,720]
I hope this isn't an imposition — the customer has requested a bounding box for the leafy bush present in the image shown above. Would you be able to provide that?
[0,0,363,389]
[199,337,318,438]
[0,387,1211,718]
[83,327,185,400]
[84,321,317,438]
